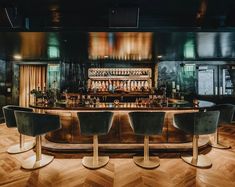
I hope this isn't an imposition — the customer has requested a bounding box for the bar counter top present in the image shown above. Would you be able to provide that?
[29,99,215,151]
[30,99,214,111]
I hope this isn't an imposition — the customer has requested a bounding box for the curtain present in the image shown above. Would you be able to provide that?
[19,65,47,107]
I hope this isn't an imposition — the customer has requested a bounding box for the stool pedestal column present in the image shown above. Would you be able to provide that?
[7,134,35,154]
[133,136,160,169]
[21,135,54,170]
[82,135,109,169]
[181,135,212,168]
[210,129,231,149]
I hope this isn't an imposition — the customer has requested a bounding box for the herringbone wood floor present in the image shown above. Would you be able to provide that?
[0,124,235,187]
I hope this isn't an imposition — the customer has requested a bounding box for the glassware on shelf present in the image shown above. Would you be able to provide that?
[114,99,119,106]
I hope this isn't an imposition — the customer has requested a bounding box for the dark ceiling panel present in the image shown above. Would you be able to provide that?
[0,0,234,31]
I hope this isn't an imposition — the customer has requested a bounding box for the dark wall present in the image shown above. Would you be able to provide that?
[0,59,6,122]
[158,61,197,97]
[0,60,18,122]
[60,60,87,92]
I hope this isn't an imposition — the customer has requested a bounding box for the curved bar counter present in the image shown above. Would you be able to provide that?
[30,100,214,152]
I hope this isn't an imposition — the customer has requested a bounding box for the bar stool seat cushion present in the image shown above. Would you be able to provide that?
[2,105,35,154]
[174,111,220,168]
[207,104,235,124]
[128,112,165,136]
[15,111,61,137]
[77,111,113,169]
[2,105,33,128]
[174,111,220,135]
[77,112,113,136]
[14,111,61,170]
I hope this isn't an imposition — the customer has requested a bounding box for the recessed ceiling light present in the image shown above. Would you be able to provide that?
[157,55,162,59]
[13,55,22,60]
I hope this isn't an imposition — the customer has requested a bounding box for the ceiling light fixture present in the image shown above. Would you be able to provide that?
[13,54,22,60]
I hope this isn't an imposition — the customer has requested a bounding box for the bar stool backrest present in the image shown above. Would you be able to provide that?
[2,105,33,128]
[77,111,113,136]
[128,112,165,135]
[174,111,220,135]
[14,111,61,137]
[207,104,235,124]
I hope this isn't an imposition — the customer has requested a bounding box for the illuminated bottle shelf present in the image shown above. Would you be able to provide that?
[87,68,152,93]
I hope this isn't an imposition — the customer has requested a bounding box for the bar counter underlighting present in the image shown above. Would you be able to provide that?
[29,100,214,152]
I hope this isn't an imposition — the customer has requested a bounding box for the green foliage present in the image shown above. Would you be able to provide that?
[30,88,60,104]
[30,89,44,98]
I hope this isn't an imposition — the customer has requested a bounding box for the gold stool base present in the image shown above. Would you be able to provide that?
[7,141,35,154]
[82,156,109,169]
[181,154,212,168]
[22,154,54,170]
[210,142,231,149]
[133,156,160,169]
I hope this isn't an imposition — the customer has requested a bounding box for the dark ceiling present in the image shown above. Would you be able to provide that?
[0,0,235,31]
[0,1,235,62]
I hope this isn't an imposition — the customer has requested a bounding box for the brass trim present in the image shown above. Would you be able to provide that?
[181,155,212,168]
[21,154,54,170]
[133,136,160,169]
[181,135,212,168]
[7,134,34,154]
[21,135,54,170]
[82,156,109,169]
[133,156,160,169]
[210,129,231,149]
[82,135,109,169]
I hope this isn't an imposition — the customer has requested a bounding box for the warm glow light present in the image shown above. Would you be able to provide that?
[20,32,46,59]
[89,32,153,60]
[157,55,162,59]
[13,54,22,60]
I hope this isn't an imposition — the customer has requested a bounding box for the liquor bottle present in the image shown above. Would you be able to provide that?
[137,81,140,91]
[105,81,109,91]
[130,81,133,91]
[101,81,105,91]
[120,81,123,90]
[134,81,137,91]
[117,80,120,89]
[90,81,93,91]
[123,81,127,91]
[127,81,130,91]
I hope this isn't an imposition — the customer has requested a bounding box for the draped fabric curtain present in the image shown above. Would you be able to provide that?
[19,65,47,107]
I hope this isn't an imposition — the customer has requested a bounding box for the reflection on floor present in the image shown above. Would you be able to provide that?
[0,124,235,187]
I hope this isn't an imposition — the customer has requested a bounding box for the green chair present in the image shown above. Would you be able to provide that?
[2,105,35,154]
[14,111,61,170]
[128,112,165,169]
[77,111,113,169]
[207,104,235,149]
[174,111,220,168]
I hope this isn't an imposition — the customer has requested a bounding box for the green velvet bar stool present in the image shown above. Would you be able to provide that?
[2,105,35,154]
[128,112,165,169]
[77,111,113,169]
[174,111,220,168]
[14,111,61,170]
[207,104,235,149]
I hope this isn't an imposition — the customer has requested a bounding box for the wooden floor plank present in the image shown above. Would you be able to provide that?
[0,124,235,187]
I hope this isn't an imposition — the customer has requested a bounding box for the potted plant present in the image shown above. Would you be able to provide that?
[30,89,44,104]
